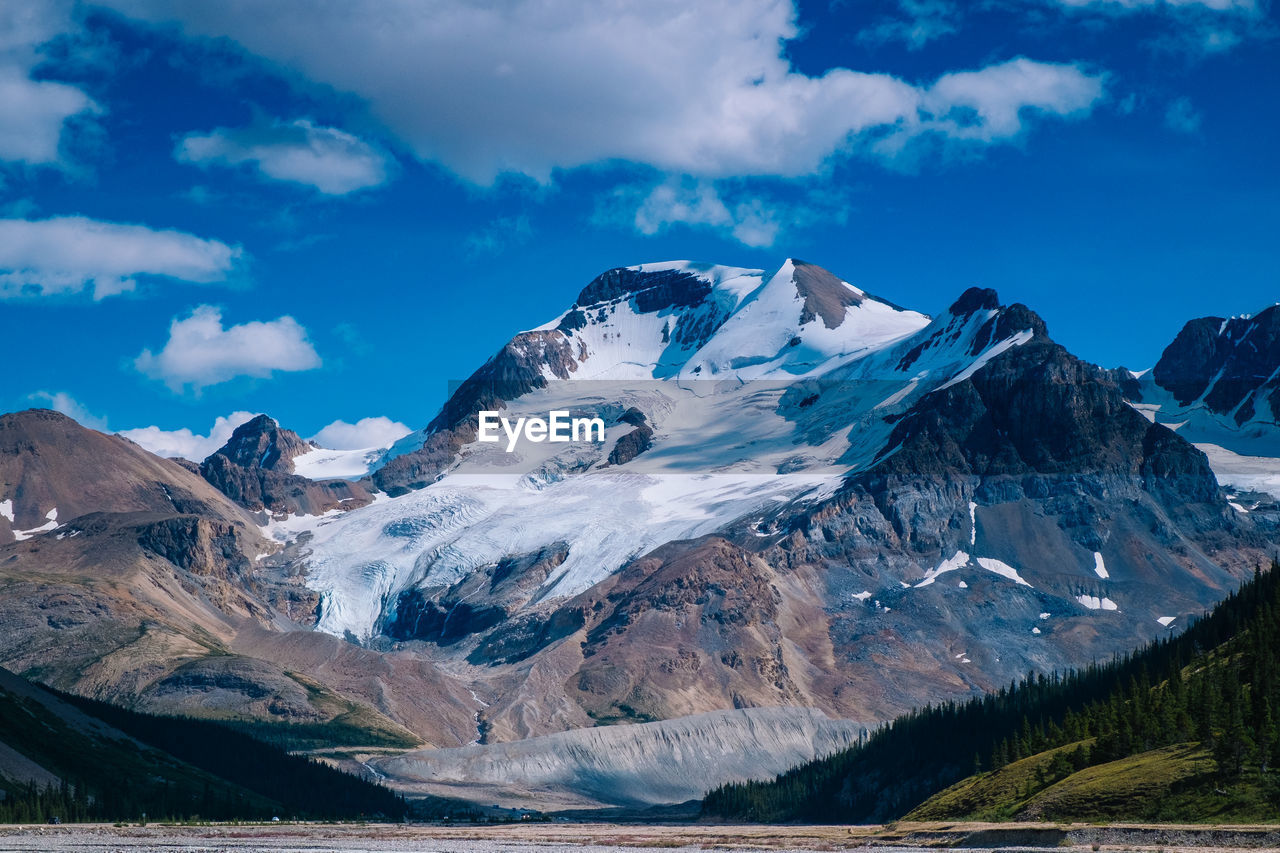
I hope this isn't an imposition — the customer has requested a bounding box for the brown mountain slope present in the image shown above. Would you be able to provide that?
[0,410,477,748]
[0,409,249,539]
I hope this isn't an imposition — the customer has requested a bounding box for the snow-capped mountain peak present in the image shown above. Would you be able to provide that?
[277,261,1063,641]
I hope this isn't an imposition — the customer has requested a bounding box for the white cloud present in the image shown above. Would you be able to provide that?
[0,216,242,299]
[0,2,99,168]
[27,391,108,431]
[1165,96,1203,133]
[919,58,1104,143]
[311,416,411,450]
[119,411,258,461]
[134,305,321,392]
[0,69,97,167]
[98,1,1105,183]
[632,180,781,248]
[176,119,391,195]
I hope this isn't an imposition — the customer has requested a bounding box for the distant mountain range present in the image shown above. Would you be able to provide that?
[0,259,1276,809]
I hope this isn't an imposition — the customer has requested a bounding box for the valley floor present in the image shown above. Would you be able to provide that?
[1,821,1279,851]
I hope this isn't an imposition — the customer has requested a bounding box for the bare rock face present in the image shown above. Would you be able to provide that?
[384,543,571,647]
[572,266,712,313]
[793,258,864,327]
[606,408,653,466]
[199,415,372,517]
[371,330,582,495]
[1124,305,1280,467]
[1152,305,1280,424]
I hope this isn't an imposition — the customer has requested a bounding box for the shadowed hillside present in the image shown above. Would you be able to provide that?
[0,666,406,823]
[704,561,1280,824]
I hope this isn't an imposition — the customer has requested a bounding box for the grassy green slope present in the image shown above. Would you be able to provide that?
[911,739,1280,824]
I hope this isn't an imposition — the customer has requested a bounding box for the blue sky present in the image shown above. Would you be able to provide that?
[1,0,1276,458]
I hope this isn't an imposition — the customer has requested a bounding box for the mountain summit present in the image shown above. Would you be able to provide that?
[200,415,373,518]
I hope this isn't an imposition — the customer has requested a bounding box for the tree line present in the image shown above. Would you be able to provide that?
[703,562,1280,823]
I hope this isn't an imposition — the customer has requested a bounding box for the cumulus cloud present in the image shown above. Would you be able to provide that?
[0,69,97,167]
[98,1,1105,183]
[27,391,108,430]
[311,416,411,450]
[176,119,391,195]
[0,2,99,168]
[0,216,242,299]
[119,410,258,461]
[919,58,1104,143]
[134,306,321,392]
[609,56,1100,247]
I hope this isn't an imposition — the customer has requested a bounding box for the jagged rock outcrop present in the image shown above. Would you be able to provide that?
[200,415,372,517]
[1125,304,1280,458]
[606,408,653,466]
[1152,305,1280,421]
[384,543,572,646]
[539,299,1256,727]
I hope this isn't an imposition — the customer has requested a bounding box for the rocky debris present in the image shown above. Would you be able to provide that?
[792,259,863,328]
[143,655,322,721]
[384,543,571,647]
[572,266,710,312]
[468,605,586,666]
[374,706,865,809]
[606,408,653,466]
[566,538,802,724]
